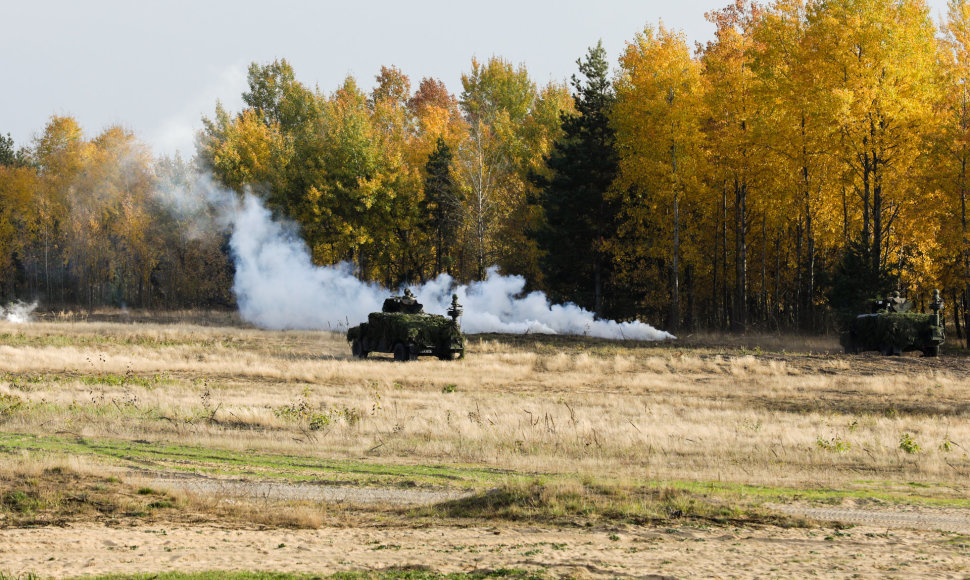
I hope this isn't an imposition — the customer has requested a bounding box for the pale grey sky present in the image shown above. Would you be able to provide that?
[2,0,954,157]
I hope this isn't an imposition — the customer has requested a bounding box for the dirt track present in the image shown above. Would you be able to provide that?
[142,474,468,506]
[144,472,970,534]
[771,503,970,534]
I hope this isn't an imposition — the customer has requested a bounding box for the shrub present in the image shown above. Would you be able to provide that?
[899,433,921,454]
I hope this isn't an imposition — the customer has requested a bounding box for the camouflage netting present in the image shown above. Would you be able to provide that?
[367,312,462,347]
[848,313,941,352]
[347,310,464,359]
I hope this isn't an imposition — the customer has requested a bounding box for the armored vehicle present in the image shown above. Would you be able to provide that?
[347,290,465,362]
[840,290,945,356]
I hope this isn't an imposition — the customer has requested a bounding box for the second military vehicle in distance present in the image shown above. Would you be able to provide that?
[346,290,465,362]
[840,290,945,357]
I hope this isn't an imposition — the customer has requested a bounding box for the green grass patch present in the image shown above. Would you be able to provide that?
[654,478,970,508]
[0,573,42,580]
[0,433,515,490]
[3,371,176,391]
[77,373,174,389]
[0,393,25,419]
[416,478,801,528]
[3,432,966,524]
[0,465,182,526]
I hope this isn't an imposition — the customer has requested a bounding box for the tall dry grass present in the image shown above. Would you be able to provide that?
[0,319,967,493]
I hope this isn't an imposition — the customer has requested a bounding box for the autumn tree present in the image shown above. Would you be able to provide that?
[198,60,313,213]
[0,162,38,298]
[614,25,704,331]
[153,154,234,308]
[456,57,569,283]
[805,0,941,304]
[368,66,433,285]
[31,116,89,303]
[242,59,319,135]
[701,1,765,332]
[748,0,843,330]
[939,0,970,345]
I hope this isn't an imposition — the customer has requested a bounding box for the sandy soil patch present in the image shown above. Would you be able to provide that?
[3,521,969,579]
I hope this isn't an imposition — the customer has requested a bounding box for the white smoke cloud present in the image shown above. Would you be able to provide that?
[0,301,38,324]
[226,193,675,341]
[149,62,249,158]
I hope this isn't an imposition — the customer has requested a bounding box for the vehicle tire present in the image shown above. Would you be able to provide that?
[436,350,457,361]
[393,342,411,362]
[923,345,939,357]
[842,336,856,355]
[351,339,368,359]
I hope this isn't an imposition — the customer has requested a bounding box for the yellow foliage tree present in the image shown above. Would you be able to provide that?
[613,23,705,330]
[805,0,941,276]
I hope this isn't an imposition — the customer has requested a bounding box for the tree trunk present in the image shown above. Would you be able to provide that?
[964,290,970,350]
[774,235,781,330]
[962,142,969,349]
[712,193,719,329]
[952,288,963,341]
[842,185,849,245]
[669,190,680,332]
[593,257,603,318]
[861,145,872,252]
[805,194,815,332]
[668,143,680,332]
[732,177,747,333]
[722,184,730,330]
[760,214,767,324]
[686,263,696,331]
[872,158,883,273]
[795,218,803,327]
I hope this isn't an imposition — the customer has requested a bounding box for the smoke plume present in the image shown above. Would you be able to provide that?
[1,301,38,324]
[227,193,674,341]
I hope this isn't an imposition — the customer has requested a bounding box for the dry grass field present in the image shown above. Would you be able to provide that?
[1,313,969,578]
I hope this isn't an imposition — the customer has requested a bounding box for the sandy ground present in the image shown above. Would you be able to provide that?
[3,520,969,579]
[1,472,949,578]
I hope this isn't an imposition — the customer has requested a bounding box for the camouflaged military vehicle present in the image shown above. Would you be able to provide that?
[347,290,465,361]
[840,290,945,357]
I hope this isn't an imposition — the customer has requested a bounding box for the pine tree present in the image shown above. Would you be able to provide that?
[423,137,461,274]
[533,41,619,316]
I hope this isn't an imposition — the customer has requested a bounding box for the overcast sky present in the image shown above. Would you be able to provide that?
[2,0,954,157]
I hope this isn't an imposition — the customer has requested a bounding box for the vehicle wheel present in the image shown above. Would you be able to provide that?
[437,350,457,361]
[842,336,856,355]
[923,345,939,357]
[351,339,368,359]
[393,343,411,362]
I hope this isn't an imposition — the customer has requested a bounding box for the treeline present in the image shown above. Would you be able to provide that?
[196,59,569,288]
[0,122,232,309]
[601,0,968,335]
[4,0,970,340]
